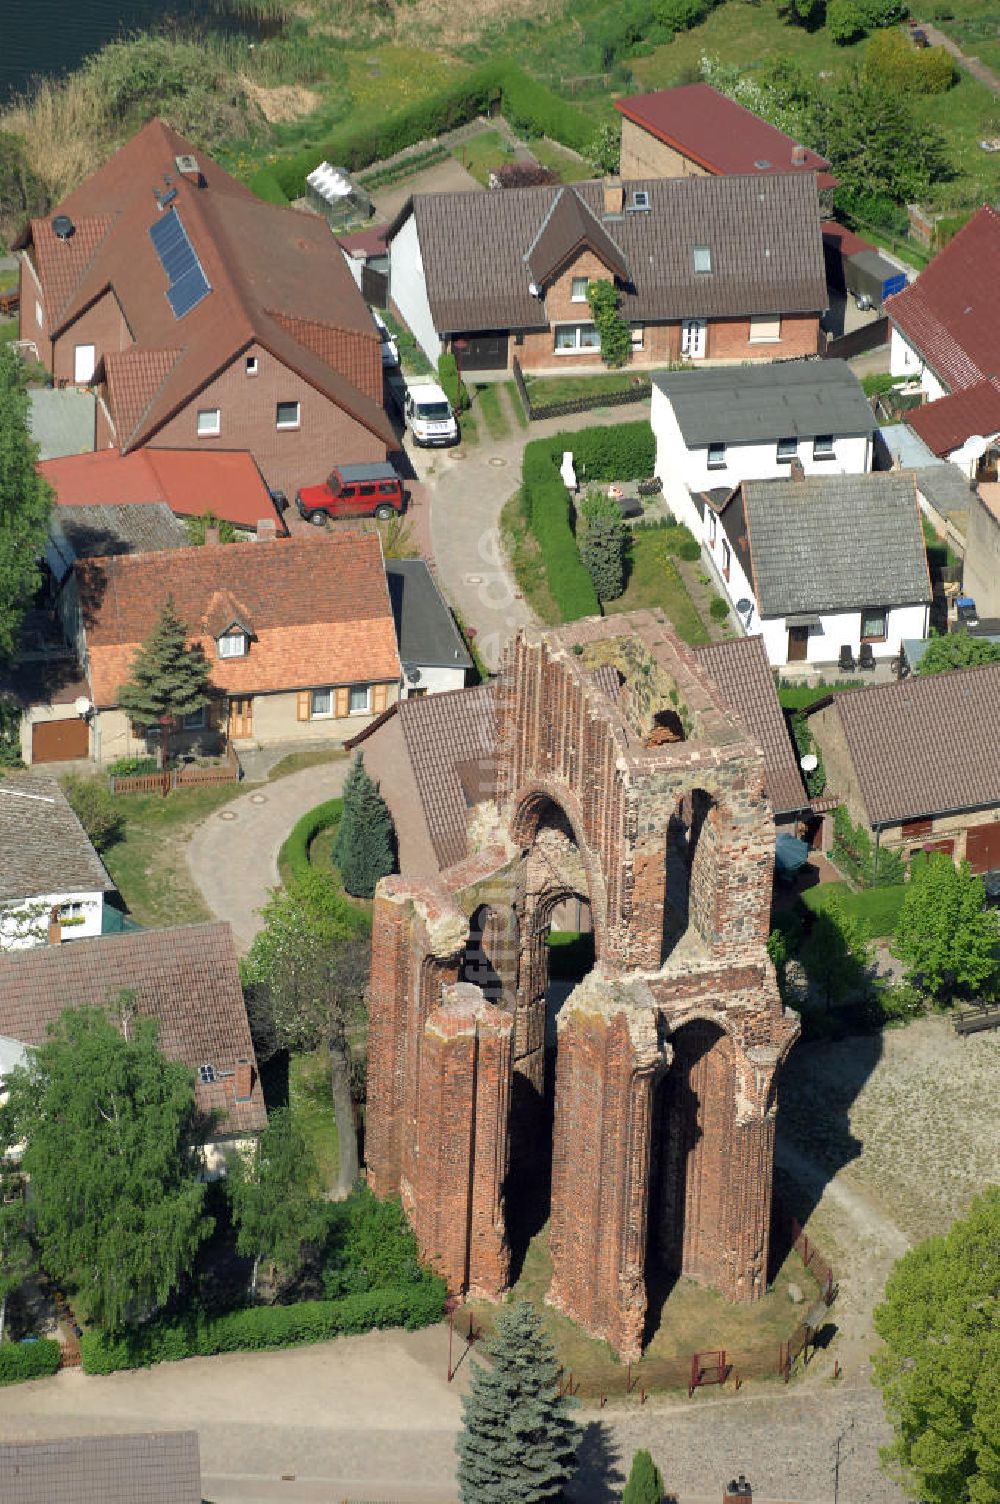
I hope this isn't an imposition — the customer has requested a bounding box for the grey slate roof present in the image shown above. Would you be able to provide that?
[51,502,188,568]
[385,559,473,672]
[739,472,932,618]
[653,359,874,445]
[0,1430,201,1504]
[695,636,807,816]
[0,774,114,902]
[27,387,95,460]
[400,172,826,334]
[912,465,976,528]
[811,663,1000,825]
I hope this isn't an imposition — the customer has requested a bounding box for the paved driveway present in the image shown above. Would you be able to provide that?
[186,760,348,952]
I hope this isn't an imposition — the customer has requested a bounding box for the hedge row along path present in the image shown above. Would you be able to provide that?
[186,760,349,952]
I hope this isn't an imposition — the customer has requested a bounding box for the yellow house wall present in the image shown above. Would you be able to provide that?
[619,118,710,181]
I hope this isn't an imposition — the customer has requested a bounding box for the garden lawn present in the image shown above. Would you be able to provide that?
[604,528,710,645]
[475,382,511,440]
[778,681,862,711]
[528,138,593,182]
[289,1048,340,1192]
[524,370,647,406]
[500,489,563,626]
[453,129,514,186]
[800,880,908,940]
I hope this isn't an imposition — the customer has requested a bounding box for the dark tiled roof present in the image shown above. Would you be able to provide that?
[905,379,1000,456]
[0,923,266,1133]
[386,559,473,672]
[813,663,1000,825]
[525,187,631,287]
[653,359,874,445]
[886,206,1000,392]
[0,1431,201,1504]
[396,685,497,869]
[402,172,825,333]
[53,502,188,563]
[616,85,834,187]
[0,774,114,902]
[739,472,932,618]
[76,532,400,707]
[26,120,393,451]
[696,637,807,816]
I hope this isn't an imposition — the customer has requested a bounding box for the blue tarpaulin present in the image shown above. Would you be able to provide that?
[775,833,810,882]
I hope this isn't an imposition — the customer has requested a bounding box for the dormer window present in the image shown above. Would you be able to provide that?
[693,246,712,275]
[218,630,248,658]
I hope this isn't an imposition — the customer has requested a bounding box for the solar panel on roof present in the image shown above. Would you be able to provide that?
[148,208,211,320]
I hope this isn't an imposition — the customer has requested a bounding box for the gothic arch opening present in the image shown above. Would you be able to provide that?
[643,1018,736,1341]
[461,904,509,1004]
[662,788,715,961]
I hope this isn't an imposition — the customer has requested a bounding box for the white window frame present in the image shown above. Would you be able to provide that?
[776,436,799,463]
[197,408,221,437]
[246,355,259,377]
[182,706,207,730]
[311,688,333,718]
[349,684,372,715]
[554,323,601,355]
[276,400,300,430]
[681,318,707,360]
[35,299,44,329]
[861,606,889,641]
[813,434,835,460]
[218,631,247,659]
[630,325,644,350]
[693,246,712,275]
[707,442,727,470]
[709,511,718,545]
[749,314,781,344]
[570,276,589,304]
[73,343,96,383]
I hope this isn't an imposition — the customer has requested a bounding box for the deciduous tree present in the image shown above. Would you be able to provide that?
[228,1106,322,1298]
[893,852,998,1003]
[115,598,211,743]
[873,1188,1000,1504]
[333,753,395,899]
[917,630,1000,675]
[457,1299,580,1504]
[0,1007,211,1333]
[0,1171,32,1344]
[0,344,52,659]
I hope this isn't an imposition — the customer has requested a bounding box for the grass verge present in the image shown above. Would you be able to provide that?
[475,382,511,440]
[529,138,592,182]
[289,1048,340,1191]
[777,681,862,712]
[505,380,529,429]
[604,529,710,646]
[500,489,565,628]
[800,880,907,940]
[452,129,514,185]
[267,747,347,781]
[524,370,647,406]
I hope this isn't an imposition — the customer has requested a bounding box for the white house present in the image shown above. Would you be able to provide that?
[707,472,931,669]
[385,559,473,698]
[889,325,947,402]
[0,775,115,948]
[652,360,875,530]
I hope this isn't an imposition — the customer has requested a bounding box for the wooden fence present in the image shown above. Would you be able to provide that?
[511,355,651,422]
[110,741,241,795]
[822,317,890,362]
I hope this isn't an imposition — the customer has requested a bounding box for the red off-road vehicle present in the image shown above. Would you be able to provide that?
[295,462,405,525]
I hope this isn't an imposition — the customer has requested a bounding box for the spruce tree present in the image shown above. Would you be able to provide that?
[578,492,626,602]
[622,1449,664,1504]
[0,343,52,658]
[116,598,211,732]
[457,1300,580,1504]
[333,752,395,899]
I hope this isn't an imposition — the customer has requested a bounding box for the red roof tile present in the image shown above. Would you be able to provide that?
[0,923,266,1135]
[39,447,281,530]
[905,379,1000,456]
[337,226,389,258]
[886,206,1000,393]
[30,213,114,325]
[820,219,875,259]
[76,531,400,707]
[103,347,181,443]
[616,85,835,189]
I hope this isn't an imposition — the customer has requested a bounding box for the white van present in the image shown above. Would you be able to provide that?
[403,379,458,447]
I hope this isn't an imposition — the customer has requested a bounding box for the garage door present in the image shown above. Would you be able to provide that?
[967,822,1000,875]
[456,332,509,371]
[32,719,89,763]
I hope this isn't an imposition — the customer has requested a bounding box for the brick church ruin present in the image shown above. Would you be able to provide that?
[367,612,800,1360]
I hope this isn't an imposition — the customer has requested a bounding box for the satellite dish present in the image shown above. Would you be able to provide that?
[800,753,819,773]
[74,696,93,717]
[528,281,541,297]
[735,598,753,614]
[405,665,422,685]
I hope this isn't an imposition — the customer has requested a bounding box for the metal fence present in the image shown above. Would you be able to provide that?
[511,355,651,422]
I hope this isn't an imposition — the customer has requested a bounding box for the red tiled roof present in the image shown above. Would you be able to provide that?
[25,120,394,452]
[904,378,1000,457]
[616,85,836,189]
[39,447,282,530]
[103,347,181,443]
[76,531,400,707]
[886,206,1000,393]
[337,226,389,258]
[0,923,266,1135]
[820,219,875,259]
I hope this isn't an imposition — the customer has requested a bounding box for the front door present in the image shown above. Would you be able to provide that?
[787,625,810,662]
[681,318,707,359]
[228,696,254,739]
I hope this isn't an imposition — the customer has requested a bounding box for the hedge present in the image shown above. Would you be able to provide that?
[0,1339,63,1385]
[523,444,599,621]
[560,420,655,482]
[268,63,593,200]
[81,1277,446,1375]
[281,797,343,883]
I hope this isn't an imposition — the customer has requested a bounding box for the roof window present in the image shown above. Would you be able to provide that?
[693,245,712,275]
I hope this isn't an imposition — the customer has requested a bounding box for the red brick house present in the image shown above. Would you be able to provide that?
[387,174,826,374]
[16,120,396,497]
[58,531,401,764]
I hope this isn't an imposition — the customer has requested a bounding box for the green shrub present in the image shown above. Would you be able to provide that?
[0,1339,62,1385]
[586,280,632,369]
[437,351,468,413]
[789,710,826,796]
[249,166,289,204]
[282,798,342,882]
[107,756,158,777]
[832,805,906,888]
[80,1278,446,1374]
[63,775,124,853]
[0,693,24,768]
[863,28,956,93]
[561,421,655,482]
[522,443,600,621]
[709,597,730,622]
[578,492,626,602]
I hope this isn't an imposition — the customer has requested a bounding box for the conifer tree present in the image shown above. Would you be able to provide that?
[332,752,395,899]
[0,343,52,658]
[116,598,211,735]
[457,1300,580,1504]
[622,1449,664,1504]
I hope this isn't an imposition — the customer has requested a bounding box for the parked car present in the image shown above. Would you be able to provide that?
[295,462,405,525]
[373,311,399,368]
[404,379,458,447]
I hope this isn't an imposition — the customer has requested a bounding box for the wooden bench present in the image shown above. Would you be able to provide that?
[954,1002,1000,1036]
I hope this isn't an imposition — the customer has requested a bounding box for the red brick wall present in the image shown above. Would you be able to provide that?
[707,313,820,362]
[53,290,132,385]
[146,342,388,497]
[19,254,52,370]
[516,311,818,373]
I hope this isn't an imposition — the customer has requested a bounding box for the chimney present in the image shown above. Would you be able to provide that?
[204,524,221,547]
[256,517,277,542]
[603,176,624,217]
[791,144,808,166]
[725,1477,752,1504]
[47,905,62,946]
[175,153,203,186]
[233,1058,254,1103]
[789,457,805,481]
